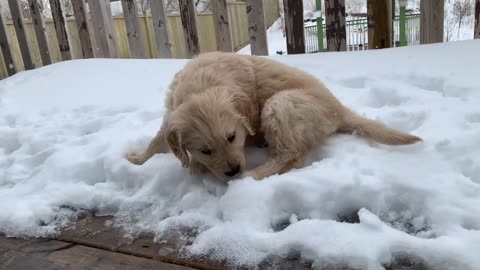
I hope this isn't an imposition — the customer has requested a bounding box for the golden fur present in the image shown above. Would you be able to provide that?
[126,52,422,180]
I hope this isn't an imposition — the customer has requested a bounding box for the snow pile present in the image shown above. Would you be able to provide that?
[1,40,480,269]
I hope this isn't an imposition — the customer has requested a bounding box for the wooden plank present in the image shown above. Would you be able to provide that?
[27,0,53,65]
[1,214,431,270]
[8,0,35,70]
[148,0,172,58]
[367,0,391,49]
[0,236,196,270]
[178,0,200,58]
[56,215,223,270]
[71,0,94,58]
[89,0,119,58]
[283,0,305,54]
[324,0,346,51]
[245,0,268,55]
[49,0,72,60]
[0,11,16,76]
[211,0,233,52]
[420,0,444,44]
[53,215,326,270]
[475,0,480,39]
[121,0,146,58]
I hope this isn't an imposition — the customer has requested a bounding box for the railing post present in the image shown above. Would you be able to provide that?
[399,0,407,46]
[28,0,53,65]
[49,0,72,60]
[0,10,16,76]
[420,0,444,44]
[367,0,392,49]
[71,0,94,58]
[121,0,146,58]
[8,0,35,70]
[212,0,233,52]
[178,0,200,57]
[316,0,324,52]
[89,0,119,58]
[391,0,395,45]
[283,0,305,54]
[148,0,172,58]
[246,0,269,55]
[324,0,346,51]
[475,0,480,39]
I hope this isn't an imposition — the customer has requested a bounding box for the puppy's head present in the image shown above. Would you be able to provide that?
[166,87,256,180]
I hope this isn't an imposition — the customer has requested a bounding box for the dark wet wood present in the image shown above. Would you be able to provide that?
[420,0,444,44]
[1,214,435,270]
[178,0,200,58]
[57,215,223,270]
[0,235,196,270]
[49,0,72,60]
[283,0,305,54]
[367,0,392,49]
[27,0,53,65]
[324,0,347,51]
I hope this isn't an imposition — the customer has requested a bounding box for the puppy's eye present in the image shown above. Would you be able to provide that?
[200,148,211,155]
[227,133,236,143]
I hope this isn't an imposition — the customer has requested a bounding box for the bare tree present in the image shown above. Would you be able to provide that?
[164,0,210,14]
[452,0,473,38]
[164,0,179,14]
[137,0,149,14]
[347,0,366,15]
[444,4,457,41]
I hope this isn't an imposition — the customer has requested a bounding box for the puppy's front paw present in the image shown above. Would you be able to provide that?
[240,170,261,181]
[125,151,146,165]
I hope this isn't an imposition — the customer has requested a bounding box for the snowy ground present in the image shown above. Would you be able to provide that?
[1,40,480,269]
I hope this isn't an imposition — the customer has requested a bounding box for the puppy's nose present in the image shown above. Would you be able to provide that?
[224,164,241,177]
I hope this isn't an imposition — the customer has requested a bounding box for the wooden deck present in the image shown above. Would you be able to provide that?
[0,214,431,270]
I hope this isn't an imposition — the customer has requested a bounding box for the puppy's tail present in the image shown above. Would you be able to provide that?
[339,110,422,145]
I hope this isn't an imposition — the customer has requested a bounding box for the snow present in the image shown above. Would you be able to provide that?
[2,40,480,269]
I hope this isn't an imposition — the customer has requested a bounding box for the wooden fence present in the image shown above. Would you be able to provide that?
[0,0,279,79]
[1,0,479,80]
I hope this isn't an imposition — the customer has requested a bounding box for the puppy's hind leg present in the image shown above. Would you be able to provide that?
[243,154,305,180]
[244,89,338,180]
[126,120,170,165]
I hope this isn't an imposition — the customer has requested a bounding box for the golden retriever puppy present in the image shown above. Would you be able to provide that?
[126,52,421,181]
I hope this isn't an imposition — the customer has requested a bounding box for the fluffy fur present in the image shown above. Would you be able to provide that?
[126,52,422,181]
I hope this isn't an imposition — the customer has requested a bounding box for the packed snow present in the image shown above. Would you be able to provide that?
[1,40,480,269]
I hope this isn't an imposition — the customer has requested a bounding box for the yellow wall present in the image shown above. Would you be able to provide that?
[0,0,279,79]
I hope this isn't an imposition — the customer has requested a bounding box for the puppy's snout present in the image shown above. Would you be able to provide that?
[224,164,241,177]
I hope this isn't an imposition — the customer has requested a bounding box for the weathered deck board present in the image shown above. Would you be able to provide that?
[57,215,224,270]
[1,214,432,270]
[0,235,196,270]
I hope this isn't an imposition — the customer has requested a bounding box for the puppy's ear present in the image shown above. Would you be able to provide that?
[166,124,189,168]
[231,91,256,136]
